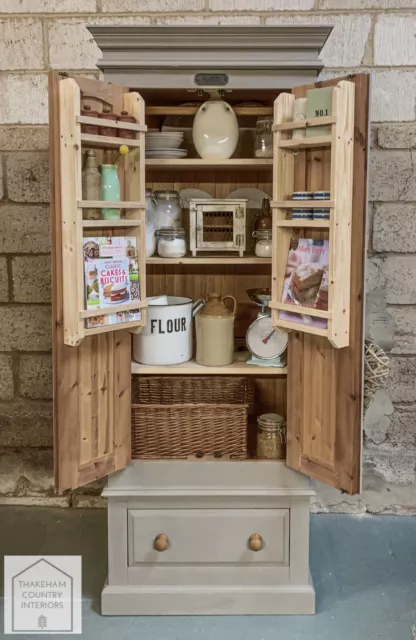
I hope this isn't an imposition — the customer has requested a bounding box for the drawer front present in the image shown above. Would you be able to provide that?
[128,509,289,566]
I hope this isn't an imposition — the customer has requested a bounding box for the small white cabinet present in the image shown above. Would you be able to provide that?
[102,461,315,615]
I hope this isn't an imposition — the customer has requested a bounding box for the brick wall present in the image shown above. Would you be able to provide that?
[0,0,415,512]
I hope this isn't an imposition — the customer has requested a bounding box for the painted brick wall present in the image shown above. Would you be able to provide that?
[0,0,415,512]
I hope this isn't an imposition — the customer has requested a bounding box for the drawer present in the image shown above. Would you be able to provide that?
[128,509,289,566]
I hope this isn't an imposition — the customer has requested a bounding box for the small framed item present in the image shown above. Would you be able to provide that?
[189,198,247,257]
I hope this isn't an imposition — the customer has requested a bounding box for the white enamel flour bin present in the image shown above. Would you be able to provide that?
[133,296,204,366]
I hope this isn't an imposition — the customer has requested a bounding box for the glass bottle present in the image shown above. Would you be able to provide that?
[145,188,157,258]
[100,164,120,220]
[255,197,272,232]
[81,150,100,220]
[254,116,273,158]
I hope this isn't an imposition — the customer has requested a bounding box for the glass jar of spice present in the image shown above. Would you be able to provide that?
[256,413,286,460]
[254,117,273,158]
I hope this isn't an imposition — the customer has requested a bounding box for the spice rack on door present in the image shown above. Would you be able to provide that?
[58,77,148,347]
[269,80,355,349]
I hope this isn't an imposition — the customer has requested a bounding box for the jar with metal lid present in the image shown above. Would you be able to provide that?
[254,117,273,158]
[156,227,187,259]
[253,229,272,257]
[145,188,157,257]
[256,413,286,460]
[154,190,183,230]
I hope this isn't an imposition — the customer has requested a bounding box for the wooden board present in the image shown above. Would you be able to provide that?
[286,74,369,494]
[50,72,135,492]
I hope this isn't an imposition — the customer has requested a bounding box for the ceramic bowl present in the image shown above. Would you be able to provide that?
[146,132,184,150]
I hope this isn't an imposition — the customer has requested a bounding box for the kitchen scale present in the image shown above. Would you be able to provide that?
[245,289,288,368]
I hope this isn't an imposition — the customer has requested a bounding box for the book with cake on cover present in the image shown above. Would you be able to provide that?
[280,237,329,329]
[83,237,141,329]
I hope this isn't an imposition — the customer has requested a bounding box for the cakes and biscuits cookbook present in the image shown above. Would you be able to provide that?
[83,237,141,329]
[280,238,329,329]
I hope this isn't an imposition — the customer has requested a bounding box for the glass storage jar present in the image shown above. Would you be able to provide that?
[253,229,272,257]
[145,188,157,257]
[154,190,183,230]
[254,117,273,158]
[256,413,286,460]
[156,228,187,259]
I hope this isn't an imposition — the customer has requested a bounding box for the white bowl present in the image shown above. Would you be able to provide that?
[146,133,184,150]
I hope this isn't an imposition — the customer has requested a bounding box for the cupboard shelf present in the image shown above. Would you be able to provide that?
[272,200,334,209]
[273,115,336,132]
[278,135,332,149]
[145,158,273,171]
[275,219,331,229]
[77,115,147,133]
[78,201,145,208]
[131,359,287,376]
[80,301,148,319]
[145,106,274,117]
[82,219,142,228]
[81,133,142,149]
[146,255,272,265]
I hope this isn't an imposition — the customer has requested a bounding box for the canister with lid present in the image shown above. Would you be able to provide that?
[80,104,99,134]
[98,107,117,137]
[118,110,136,139]
[154,190,183,230]
[156,227,187,258]
[256,413,286,460]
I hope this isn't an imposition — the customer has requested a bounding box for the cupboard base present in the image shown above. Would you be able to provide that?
[101,580,315,615]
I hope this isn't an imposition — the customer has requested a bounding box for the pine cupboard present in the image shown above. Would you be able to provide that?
[48,27,369,614]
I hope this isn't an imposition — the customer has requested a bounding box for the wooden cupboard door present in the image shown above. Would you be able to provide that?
[283,74,370,494]
[49,72,145,492]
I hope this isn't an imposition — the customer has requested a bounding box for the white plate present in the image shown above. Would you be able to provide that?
[146,133,184,150]
[145,149,188,159]
[179,188,214,207]
[226,188,271,210]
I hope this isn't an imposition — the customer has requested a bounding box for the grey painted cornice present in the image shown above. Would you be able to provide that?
[89,25,332,72]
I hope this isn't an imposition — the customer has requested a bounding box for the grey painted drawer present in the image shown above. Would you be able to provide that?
[127,508,290,566]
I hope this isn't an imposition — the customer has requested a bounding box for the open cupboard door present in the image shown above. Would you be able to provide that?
[271,74,369,494]
[49,72,147,493]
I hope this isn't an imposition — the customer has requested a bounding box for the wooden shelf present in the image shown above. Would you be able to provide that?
[270,301,331,320]
[279,136,332,149]
[275,219,331,228]
[80,301,147,319]
[81,133,142,149]
[145,158,273,171]
[77,115,147,133]
[272,200,334,209]
[273,115,336,132]
[85,320,143,338]
[131,359,287,376]
[78,201,145,208]
[82,219,141,228]
[147,255,272,265]
[146,106,273,117]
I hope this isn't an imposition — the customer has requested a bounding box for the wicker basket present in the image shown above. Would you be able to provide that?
[132,375,249,405]
[131,376,248,460]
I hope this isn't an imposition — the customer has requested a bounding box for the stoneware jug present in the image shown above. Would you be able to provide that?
[192,100,239,160]
[195,293,237,367]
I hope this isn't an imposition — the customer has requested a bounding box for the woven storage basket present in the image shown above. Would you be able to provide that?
[132,375,249,405]
[131,376,249,460]
[131,403,247,459]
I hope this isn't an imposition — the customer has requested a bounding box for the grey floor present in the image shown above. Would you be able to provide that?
[0,508,415,639]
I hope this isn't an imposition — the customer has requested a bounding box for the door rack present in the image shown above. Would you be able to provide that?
[58,78,148,347]
[270,80,354,349]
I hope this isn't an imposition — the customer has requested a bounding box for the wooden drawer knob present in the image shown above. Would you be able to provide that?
[153,533,169,552]
[248,533,263,552]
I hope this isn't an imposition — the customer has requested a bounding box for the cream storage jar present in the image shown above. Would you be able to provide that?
[253,229,272,257]
[156,228,187,259]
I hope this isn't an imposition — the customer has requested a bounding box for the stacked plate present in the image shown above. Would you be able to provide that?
[146,131,187,159]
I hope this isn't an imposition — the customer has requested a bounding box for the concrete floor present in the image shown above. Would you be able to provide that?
[0,508,415,639]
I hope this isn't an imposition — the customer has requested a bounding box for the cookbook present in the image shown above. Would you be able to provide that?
[280,237,329,329]
[83,237,141,329]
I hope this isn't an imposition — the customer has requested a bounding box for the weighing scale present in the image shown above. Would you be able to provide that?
[245,288,288,368]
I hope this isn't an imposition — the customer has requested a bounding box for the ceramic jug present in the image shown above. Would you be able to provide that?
[192,100,239,160]
[101,164,120,220]
[195,293,237,367]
